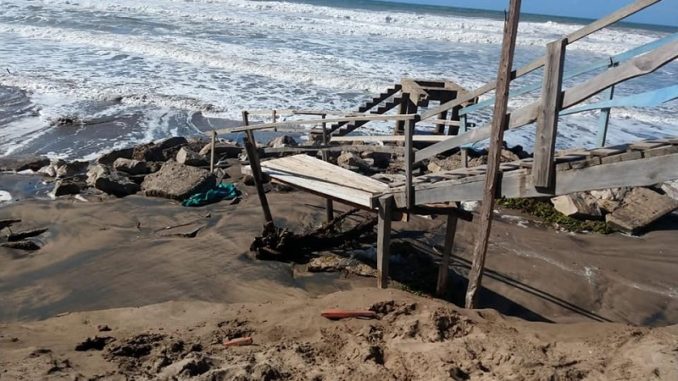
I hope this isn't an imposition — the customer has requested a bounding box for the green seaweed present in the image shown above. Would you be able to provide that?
[497,198,613,234]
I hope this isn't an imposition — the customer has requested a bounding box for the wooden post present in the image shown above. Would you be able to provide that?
[377,195,394,289]
[321,114,334,222]
[404,116,417,210]
[532,38,567,190]
[435,110,448,135]
[465,0,522,309]
[436,213,458,297]
[596,84,615,147]
[242,111,273,223]
[460,115,469,168]
[395,93,410,135]
[210,130,217,174]
[272,109,278,132]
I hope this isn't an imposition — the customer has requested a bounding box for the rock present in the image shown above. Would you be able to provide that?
[86,164,140,197]
[267,135,298,148]
[37,159,66,177]
[551,193,602,219]
[661,180,678,201]
[7,228,48,242]
[199,141,242,159]
[113,158,151,175]
[427,155,462,173]
[0,219,21,230]
[460,201,480,213]
[500,149,520,162]
[131,137,189,162]
[176,147,208,167]
[97,147,134,165]
[75,336,115,351]
[1,241,40,251]
[0,155,50,172]
[142,161,215,200]
[50,179,83,197]
[606,187,678,234]
[589,188,628,202]
[243,173,270,186]
[337,151,370,170]
[361,151,391,168]
[55,160,89,178]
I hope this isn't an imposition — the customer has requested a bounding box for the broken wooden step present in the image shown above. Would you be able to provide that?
[605,188,678,234]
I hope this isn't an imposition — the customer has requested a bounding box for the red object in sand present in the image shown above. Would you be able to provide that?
[321,309,377,320]
[223,337,253,347]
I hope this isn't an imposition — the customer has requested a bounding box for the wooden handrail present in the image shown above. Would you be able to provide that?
[213,114,418,134]
[420,0,661,121]
[414,39,678,163]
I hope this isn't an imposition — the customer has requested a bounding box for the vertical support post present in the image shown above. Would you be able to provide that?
[435,110,448,135]
[448,105,461,136]
[272,109,278,132]
[533,38,567,190]
[377,195,394,289]
[436,213,458,297]
[466,0,522,309]
[404,116,418,210]
[210,130,217,174]
[242,111,273,224]
[596,85,615,147]
[460,115,469,168]
[321,114,334,222]
[395,93,410,135]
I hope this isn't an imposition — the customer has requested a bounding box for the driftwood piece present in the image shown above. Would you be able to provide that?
[250,209,377,262]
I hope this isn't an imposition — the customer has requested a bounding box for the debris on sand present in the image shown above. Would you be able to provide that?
[75,336,115,351]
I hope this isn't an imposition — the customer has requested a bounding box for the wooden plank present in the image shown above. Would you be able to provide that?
[215,114,418,134]
[242,112,273,224]
[630,141,668,150]
[589,145,627,157]
[420,0,661,121]
[466,0,522,310]
[261,155,389,194]
[395,152,678,207]
[414,39,678,163]
[263,145,405,155]
[533,38,567,189]
[209,130,216,173]
[605,187,678,233]
[600,150,643,164]
[331,135,450,143]
[377,195,394,289]
[436,213,458,297]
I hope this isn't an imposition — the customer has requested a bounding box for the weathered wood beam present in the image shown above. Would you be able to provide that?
[377,195,394,289]
[396,152,678,206]
[242,111,273,224]
[415,39,678,163]
[420,0,661,121]
[436,213,458,297]
[532,38,567,190]
[466,0,522,310]
[321,114,334,222]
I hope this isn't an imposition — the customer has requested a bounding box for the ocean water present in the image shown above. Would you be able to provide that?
[0,0,676,160]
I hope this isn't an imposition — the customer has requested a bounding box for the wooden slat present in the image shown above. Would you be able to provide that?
[533,38,567,189]
[414,39,678,163]
[330,135,450,143]
[420,0,661,121]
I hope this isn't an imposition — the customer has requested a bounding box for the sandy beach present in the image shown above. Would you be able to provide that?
[1,161,678,379]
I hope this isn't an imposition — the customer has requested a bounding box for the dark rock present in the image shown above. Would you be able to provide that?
[131,137,188,162]
[75,336,115,351]
[51,179,83,197]
[142,161,215,200]
[199,141,242,159]
[158,136,188,150]
[0,155,50,172]
[243,173,270,186]
[268,135,298,148]
[97,147,134,166]
[0,219,21,230]
[97,325,112,332]
[87,164,140,197]
[1,240,41,251]
[176,147,208,167]
[337,151,370,171]
[56,161,89,178]
[361,151,391,168]
[7,228,48,242]
[113,158,151,175]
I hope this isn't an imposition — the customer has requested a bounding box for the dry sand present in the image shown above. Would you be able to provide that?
[1,171,678,379]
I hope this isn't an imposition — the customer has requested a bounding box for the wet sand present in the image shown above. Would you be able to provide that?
[1,169,678,379]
